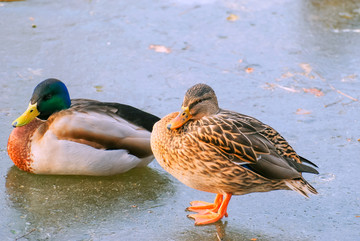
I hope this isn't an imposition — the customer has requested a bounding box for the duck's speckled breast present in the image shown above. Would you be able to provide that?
[151,112,229,193]
[7,119,44,173]
[151,112,182,170]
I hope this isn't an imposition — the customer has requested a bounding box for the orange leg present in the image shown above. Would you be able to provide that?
[187,193,232,225]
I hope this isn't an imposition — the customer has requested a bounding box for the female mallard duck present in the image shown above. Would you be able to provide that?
[151,83,319,225]
[8,78,160,176]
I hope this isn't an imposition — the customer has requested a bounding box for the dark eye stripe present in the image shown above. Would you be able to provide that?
[189,97,211,109]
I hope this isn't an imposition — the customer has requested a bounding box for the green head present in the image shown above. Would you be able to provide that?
[12,78,71,127]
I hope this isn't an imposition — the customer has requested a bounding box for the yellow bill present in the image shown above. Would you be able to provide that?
[167,106,192,130]
[12,102,40,127]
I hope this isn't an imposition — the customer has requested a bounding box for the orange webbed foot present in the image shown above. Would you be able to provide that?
[186,194,224,212]
[186,199,228,217]
[188,212,224,225]
[186,200,217,212]
[186,193,232,225]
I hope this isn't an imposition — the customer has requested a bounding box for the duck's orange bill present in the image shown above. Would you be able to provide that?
[167,106,192,130]
[12,102,40,127]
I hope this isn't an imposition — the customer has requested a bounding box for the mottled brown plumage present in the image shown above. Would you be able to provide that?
[151,83,318,225]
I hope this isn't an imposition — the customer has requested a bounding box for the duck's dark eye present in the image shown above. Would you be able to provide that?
[43,94,52,101]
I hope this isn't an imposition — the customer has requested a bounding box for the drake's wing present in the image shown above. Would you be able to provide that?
[47,102,153,158]
[71,99,160,132]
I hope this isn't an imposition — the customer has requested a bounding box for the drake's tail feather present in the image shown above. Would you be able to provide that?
[284,178,318,198]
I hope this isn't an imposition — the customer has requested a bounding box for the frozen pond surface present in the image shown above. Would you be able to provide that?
[0,0,359,240]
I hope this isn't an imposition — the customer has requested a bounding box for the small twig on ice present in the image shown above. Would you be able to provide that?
[15,228,36,241]
[329,84,358,102]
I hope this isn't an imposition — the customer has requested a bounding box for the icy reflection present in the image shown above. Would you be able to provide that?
[170,220,276,241]
[5,166,175,239]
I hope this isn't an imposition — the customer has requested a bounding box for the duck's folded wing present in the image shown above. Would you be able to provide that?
[71,99,160,132]
[196,114,318,180]
[196,115,271,164]
[47,110,153,158]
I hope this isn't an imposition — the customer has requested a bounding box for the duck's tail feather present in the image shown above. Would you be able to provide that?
[290,161,319,175]
[299,155,318,168]
[284,178,318,198]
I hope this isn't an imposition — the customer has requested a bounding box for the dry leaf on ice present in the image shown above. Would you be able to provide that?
[94,85,103,92]
[281,71,295,79]
[303,88,324,97]
[227,14,239,21]
[149,44,171,54]
[245,67,254,73]
[296,108,312,115]
[299,63,312,76]
[341,74,357,82]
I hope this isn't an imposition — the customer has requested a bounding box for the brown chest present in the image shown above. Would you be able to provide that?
[7,119,43,173]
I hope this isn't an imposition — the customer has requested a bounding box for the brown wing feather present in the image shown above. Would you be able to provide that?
[192,111,271,164]
[188,109,318,180]
[223,110,303,163]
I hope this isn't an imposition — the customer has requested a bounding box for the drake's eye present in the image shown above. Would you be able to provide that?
[43,94,52,101]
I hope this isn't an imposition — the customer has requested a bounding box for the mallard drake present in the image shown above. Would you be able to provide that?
[151,83,319,225]
[8,78,160,176]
